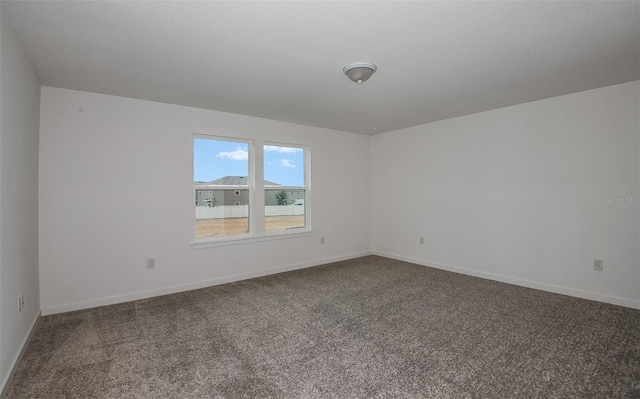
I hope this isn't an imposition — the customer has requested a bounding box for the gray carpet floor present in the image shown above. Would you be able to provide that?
[5,255,640,398]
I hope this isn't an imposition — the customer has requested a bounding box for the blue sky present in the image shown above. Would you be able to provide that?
[194,138,304,187]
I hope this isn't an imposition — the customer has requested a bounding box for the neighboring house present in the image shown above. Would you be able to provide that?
[195,176,251,206]
[195,176,305,206]
[264,189,305,206]
[194,189,226,207]
[263,177,305,206]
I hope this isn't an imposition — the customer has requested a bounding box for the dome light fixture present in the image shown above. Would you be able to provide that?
[343,62,377,84]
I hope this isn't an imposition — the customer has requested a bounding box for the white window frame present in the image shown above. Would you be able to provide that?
[263,142,310,236]
[192,135,253,244]
[192,135,311,248]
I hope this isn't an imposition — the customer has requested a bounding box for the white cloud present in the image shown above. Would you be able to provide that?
[217,147,248,160]
[264,145,302,154]
[279,159,296,169]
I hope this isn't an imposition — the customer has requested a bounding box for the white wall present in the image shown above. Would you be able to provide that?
[39,87,371,314]
[0,11,41,391]
[372,82,640,309]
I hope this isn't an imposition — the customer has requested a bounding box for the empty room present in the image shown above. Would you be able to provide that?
[1,1,639,398]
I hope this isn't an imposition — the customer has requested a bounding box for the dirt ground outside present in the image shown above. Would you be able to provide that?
[195,215,305,238]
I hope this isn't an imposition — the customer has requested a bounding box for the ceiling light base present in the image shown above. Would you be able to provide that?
[343,62,377,84]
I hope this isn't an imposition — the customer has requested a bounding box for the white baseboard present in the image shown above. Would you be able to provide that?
[1,310,41,397]
[41,251,373,316]
[373,251,640,310]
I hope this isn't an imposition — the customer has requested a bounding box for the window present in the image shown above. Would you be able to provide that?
[264,144,307,232]
[194,137,250,239]
[194,136,310,243]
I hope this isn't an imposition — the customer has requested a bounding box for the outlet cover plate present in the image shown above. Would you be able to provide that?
[593,259,603,271]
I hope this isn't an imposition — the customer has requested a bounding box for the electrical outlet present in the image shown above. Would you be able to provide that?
[419,237,424,245]
[593,259,603,271]
[321,237,325,245]
[147,258,155,269]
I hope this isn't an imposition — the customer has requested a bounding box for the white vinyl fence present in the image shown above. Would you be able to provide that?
[196,205,304,220]
[266,205,304,217]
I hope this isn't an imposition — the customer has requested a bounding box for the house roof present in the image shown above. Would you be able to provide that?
[195,176,280,186]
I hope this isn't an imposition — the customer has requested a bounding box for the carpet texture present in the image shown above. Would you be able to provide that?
[6,255,640,398]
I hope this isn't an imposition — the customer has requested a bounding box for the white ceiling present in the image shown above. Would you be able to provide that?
[3,1,639,135]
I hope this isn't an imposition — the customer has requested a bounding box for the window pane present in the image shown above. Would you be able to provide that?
[194,138,248,185]
[194,137,250,239]
[195,189,249,238]
[265,189,305,232]
[264,145,304,187]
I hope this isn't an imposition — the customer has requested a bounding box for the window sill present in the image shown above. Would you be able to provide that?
[191,229,313,249]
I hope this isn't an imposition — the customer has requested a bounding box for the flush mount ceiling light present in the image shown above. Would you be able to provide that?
[343,62,377,84]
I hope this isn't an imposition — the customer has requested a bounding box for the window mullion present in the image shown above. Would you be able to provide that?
[253,138,265,236]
